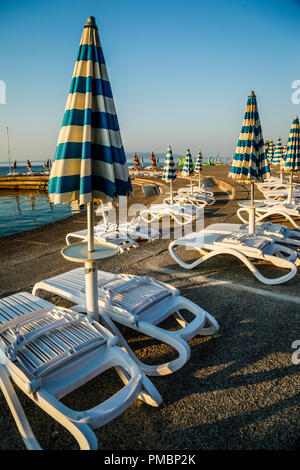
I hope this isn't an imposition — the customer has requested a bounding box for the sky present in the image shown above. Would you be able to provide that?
[0,0,300,163]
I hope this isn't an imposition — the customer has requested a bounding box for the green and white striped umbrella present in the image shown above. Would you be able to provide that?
[162,146,176,182]
[47,16,132,319]
[162,145,176,204]
[182,149,194,176]
[266,140,275,163]
[194,151,203,188]
[272,138,284,165]
[48,16,132,206]
[284,116,300,173]
[229,91,270,234]
[194,151,202,173]
[229,91,270,182]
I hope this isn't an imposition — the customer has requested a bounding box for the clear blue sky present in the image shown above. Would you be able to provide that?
[0,0,300,162]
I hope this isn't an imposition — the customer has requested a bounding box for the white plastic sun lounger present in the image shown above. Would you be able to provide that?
[139,203,202,226]
[169,229,298,285]
[33,268,219,376]
[202,223,300,253]
[237,201,300,230]
[0,292,162,450]
[259,188,300,201]
[165,193,215,206]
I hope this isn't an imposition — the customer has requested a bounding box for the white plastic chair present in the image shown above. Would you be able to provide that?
[0,292,162,450]
[33,268,219,377]
[169,228,298,285]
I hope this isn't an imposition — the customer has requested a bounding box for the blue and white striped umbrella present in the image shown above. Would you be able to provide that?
[182,149,194,176]
[162,146,176,204]
[194,151,202,173]
[229,91,270,182]
[48,16,132,320]
[162,146,176,182]
[284,116,300,172]
[272,138,284,165]
[266,140,275,163]
[48,16,132,206]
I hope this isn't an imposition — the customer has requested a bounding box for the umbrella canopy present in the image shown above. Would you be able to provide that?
[266,140,275,163]
[272,138,284,165]
[134,152,140,167]
[194,151,202,173]
[182,149,194,176]
[150,152,157,168]
[162,146,176,182]
[229,91,270,182]
[48,16,132,206]
[162,146,176,204]
[284,116,300,173]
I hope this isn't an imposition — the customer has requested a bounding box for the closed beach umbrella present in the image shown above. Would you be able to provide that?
[134,152,140,168]
[273,137,284,181]
[284,116,300,203]
[266,140,275,163]
[272,138,284,165]
[229,90,270,234]
[27,159,32,172]
[194,151,203,188]
[151,152,157,168]
[182,149,194,193]
[48,16,132,319]
[162,145,177,204]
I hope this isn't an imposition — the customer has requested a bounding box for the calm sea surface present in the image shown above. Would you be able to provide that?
[0,165,81,238]
[0,155,229,238]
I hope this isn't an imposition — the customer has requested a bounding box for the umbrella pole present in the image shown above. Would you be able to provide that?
[249,181,255,235]
[199,171,201,189]
[170,180,173,205]
[288,171,293,204]
[190,177,193,195]
[86,201,99,320]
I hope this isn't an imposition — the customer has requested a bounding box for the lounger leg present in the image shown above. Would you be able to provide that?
[0,364,42,450]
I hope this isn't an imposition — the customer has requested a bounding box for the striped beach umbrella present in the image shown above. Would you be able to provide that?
[284,116,300,202]
[266,140,275,163]
[182,149,194,193]
[273,138,285,182]
[162,145,176,204]
[272,138,284,165]
[150,152,157,168]
[229,90,270,234]
[194,151,203,188]
[48,16,132,319]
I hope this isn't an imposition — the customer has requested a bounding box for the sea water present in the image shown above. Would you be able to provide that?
[0,165,81,238]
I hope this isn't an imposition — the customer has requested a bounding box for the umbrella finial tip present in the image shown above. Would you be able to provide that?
[85,16,97,27]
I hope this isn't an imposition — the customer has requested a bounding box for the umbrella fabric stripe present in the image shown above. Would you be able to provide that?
[57,125,123,149]
[229,91,270,182]
[54,142,127,166]
[62,109,120,131]
[65,93,116,115]
[284,117,300,172]
[76,45,105,64]
[69,76,113,98]
[72,60,109,82]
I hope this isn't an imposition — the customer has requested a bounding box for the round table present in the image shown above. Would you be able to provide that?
[61,241,119,320]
